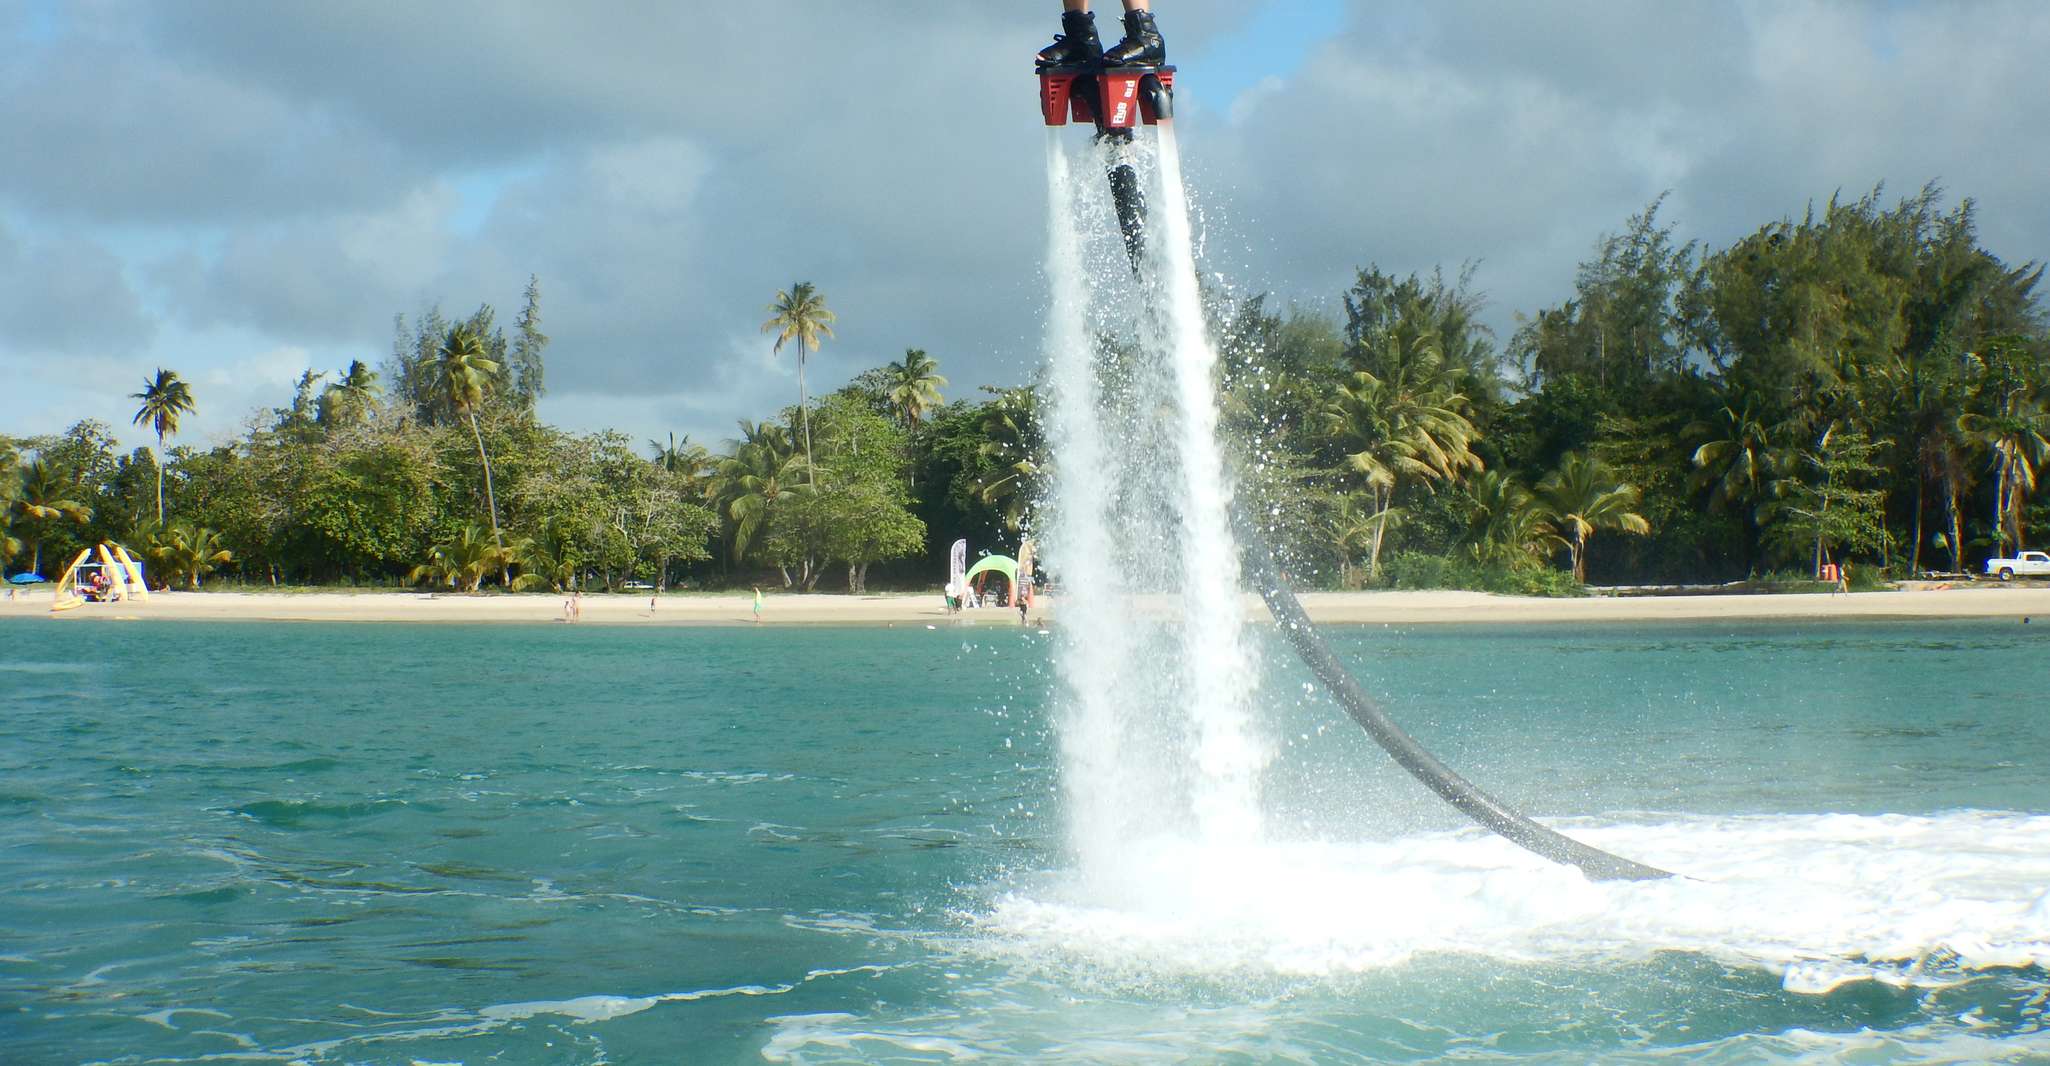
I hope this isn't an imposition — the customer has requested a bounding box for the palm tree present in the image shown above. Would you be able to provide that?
[1688,391,1780,516]
[884,348,948,427]
[148,522,234,589]
[409,524,515,594]
[1319,357,1481,578]
[650,432,715,481]
[761,281,836,487]
[14,457,92,576]
[970,387,1044,532]
[1326,492,1396,587]
[130,368,196,525]
[318,360,382,428]
[1536,452,1651,583]
[434,326,508,583]
[517,518,582,592]
[0,447,28,569]
[704,421,808,563]
[1461,470,1559,569]
[1959,397,2050,555]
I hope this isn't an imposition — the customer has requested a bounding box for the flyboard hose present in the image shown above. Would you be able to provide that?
[1045,56,1671,881]
[1234,512,1673,881]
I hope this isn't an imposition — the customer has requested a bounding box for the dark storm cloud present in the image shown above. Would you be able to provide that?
[1198,0,2050,347]
[0,9,417,225]
[0,220,154,355]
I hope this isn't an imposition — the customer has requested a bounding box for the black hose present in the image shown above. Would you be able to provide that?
[1235,513,1673,881]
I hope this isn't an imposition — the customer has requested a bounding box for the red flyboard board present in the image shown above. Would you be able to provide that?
[1097,71,1142,129]
[1039,73,1074,126]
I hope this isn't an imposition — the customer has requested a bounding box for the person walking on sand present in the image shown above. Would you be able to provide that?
[753,586,764,624]
[572,589,583,622]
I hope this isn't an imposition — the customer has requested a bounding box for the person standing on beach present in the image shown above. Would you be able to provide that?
[753,586,763,624]
[572,590,583,622]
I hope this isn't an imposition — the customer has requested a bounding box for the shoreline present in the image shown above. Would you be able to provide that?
[6,585,2049,627]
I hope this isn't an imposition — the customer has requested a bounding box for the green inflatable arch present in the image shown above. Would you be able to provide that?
[963,555,1018,605]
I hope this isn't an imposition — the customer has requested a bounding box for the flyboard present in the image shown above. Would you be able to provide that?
[1037,54,1671,882]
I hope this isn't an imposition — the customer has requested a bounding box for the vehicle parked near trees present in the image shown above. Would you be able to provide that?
[1983,551,2050,580]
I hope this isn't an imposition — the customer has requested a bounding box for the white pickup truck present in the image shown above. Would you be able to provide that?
[1984,551,2050,580]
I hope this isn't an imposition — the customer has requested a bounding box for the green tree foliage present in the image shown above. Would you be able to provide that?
[705,420,808,569]
[1759,427,1891,572]
[11,454,92,575]
[317,361,383,429]
[1318,325,1482,577]
[34,183,2044,594]
[803,395,927,592]
[409,524,514,593]
[510,275,549,409]
[1512,196,1699,395]
[966,387,1045,534]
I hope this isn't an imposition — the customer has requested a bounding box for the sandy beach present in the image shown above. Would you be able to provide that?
[7,583,2050,626]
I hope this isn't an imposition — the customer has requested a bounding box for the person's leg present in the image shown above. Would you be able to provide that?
[1105,0,1164,65]
[1039,1,1104,66]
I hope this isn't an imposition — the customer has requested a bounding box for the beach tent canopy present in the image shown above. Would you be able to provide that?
[964,555,1016,584]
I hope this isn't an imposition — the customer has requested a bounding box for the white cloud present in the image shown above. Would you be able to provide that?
[1,0,2045,459]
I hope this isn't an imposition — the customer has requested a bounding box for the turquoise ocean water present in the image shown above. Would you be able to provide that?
[3,616,2048,1063]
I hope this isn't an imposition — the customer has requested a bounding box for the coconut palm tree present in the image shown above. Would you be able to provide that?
[517,518,582,592]
[1958,397,2050,555]
[1536,452,1650,583]
[318,359,382,428]
[13,457,92,576]
[409,524,514,594]
[130,368,196,525]
[0,447,27,568]
[704,422,808,563]
[1326,492,1396,587]
[650,432,715,482]
[434,326,507,582]
[1461,470,1559,568]
[1319,363,1481,578]
[148,522,235,589]
[1687,390,1780,515]
[884,348,948,427]
[970,387,1044,532]
[761,281,835,486]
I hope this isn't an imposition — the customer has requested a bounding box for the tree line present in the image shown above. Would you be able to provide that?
[3,184,2045,594]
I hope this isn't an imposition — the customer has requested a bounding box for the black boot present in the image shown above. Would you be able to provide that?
[1103,8,1165,66]
[1036,10,1103,69]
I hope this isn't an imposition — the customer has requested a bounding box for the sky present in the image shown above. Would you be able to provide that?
[4,1,2047,454]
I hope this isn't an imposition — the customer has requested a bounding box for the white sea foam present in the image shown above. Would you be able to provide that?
[975,811,2050,989]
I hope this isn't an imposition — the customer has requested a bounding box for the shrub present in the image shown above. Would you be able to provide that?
[1378,551,1585,597]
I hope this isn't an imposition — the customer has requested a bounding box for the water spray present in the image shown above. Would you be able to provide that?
[1037,55,1672,882]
